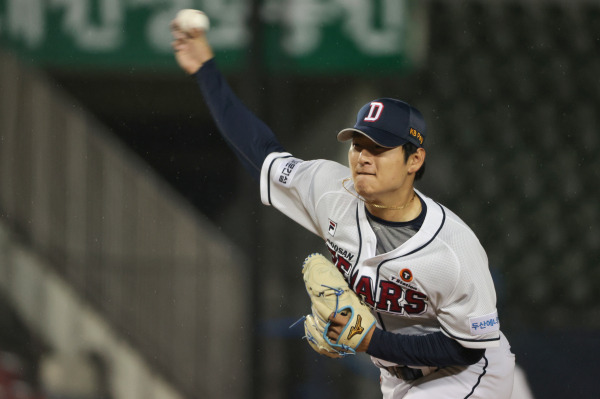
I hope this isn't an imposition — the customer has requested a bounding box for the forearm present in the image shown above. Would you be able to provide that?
[195,59,285,180]
[172,20,283,180]
[366,329,485,368]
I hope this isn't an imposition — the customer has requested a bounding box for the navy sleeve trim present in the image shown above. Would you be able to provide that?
[194,59,285,181]
[366,329,485,368]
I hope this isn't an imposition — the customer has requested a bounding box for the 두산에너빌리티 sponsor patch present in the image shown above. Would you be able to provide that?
[469,311,500,336]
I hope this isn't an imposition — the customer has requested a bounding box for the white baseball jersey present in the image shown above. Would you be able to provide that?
[260,153,501,350]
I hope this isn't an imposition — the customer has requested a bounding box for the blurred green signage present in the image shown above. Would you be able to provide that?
[262,0,425,74]
[0,0,424,74]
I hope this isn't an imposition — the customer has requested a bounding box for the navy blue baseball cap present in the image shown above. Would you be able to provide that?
[337,98,426,148]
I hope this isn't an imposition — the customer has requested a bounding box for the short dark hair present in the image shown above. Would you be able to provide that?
[402,143,426,181]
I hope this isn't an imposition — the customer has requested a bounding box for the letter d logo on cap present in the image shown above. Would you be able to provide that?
[364,101,384,122]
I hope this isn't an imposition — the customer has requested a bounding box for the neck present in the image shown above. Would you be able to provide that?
[365,191,421,222]
[341,178,422,222]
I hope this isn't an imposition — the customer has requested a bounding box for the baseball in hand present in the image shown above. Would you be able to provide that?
[174,9,210,33]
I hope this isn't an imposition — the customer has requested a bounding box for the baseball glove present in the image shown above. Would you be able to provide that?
[301,253,376,358]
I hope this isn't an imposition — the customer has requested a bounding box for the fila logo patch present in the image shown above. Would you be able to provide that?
[347,315,365,340]
[364,101,384,122]
[328,219,337,236]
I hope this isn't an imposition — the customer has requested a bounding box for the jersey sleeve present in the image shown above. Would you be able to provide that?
[437,223,501,349]
[194,59,285,181]
[259,152,350,237]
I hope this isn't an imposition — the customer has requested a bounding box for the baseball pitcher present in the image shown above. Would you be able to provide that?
[171,11,515,399]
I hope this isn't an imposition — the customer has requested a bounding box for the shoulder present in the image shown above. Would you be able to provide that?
[430,203,491,292]
[263,153,350,189]
[416,194,488,272]
[425,198,484,252]
[411,193,479,249]
[260,152,357,213]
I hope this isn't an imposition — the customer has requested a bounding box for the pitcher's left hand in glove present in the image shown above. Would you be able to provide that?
[301,253,376,358]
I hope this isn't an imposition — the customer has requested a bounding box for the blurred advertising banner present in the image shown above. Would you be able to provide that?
[0,0,425,74]
[261,0,426,74]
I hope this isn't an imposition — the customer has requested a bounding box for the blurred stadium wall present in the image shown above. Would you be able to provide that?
[0,48,250,399]
[1,0,599,398]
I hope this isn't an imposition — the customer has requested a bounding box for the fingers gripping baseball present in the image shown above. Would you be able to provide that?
[301,253,376,357]
[170,9,214,75]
